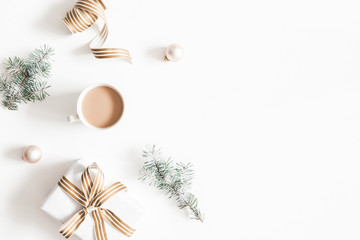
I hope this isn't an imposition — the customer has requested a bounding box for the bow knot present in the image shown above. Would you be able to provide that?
[84,206,98,214]
[58,163,135,240]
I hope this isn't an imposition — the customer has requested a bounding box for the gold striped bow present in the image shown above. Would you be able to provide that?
[63,0,132,61]
[58,163,135,240]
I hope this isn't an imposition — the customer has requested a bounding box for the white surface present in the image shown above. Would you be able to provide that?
[1,0,360,239]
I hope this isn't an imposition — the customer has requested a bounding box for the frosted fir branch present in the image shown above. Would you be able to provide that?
[0,45,54,110]
[139,145,204,222]
[4,57,26,78]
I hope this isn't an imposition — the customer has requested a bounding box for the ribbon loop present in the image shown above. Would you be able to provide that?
[58,163,134,240]
[63,0,132,61]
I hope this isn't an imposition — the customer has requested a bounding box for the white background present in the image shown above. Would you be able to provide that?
[1,0,360,239]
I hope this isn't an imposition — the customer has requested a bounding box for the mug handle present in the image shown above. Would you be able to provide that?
[67,114,80,123]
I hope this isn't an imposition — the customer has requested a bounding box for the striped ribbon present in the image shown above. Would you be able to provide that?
[63,0,132,61]
[58,163,135,240]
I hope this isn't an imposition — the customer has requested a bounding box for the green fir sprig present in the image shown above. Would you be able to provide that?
[139,145,204,222]
[0,45,54,110]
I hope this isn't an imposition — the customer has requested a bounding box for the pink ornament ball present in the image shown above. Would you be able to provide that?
[22,145,42,163]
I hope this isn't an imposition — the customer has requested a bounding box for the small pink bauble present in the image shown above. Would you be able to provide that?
[164,43,184,62]
[22,145,42,163]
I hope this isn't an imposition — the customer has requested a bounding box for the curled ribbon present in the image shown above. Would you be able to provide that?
[63,0,132,61]
[58,163,135,240]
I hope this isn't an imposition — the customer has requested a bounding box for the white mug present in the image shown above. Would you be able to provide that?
[67,84,124,129]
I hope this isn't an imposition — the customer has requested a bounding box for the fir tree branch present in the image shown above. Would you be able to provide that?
[156,168,204,222]
[7,73,30,109]
[0,45,54,110]
[0,78,6,89]
[23,85,50,100]
[139,145,204,222]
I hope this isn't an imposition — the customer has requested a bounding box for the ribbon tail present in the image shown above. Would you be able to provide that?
[102,209,135,238]
[91,208,108,240]
[59,209,87,239]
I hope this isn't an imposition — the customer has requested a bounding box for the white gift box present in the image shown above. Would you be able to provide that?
[41,160,144,240]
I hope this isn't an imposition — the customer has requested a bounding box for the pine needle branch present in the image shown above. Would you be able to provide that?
[139,145,204,222]
[0,45,54,110]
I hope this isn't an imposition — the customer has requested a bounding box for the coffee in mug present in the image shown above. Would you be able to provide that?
[68,84,124,129]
